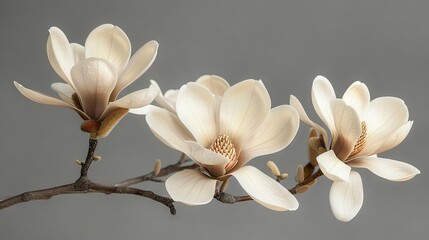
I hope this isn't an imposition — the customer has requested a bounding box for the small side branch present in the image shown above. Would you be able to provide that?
[115,156,198,187]
[0,178,176,214]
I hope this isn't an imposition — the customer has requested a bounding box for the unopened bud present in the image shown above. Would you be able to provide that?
[81,120,101,134]
[75,160,82,165]
[153,159,161,176]
[295,185,310,194]
[93,155,102,161]
[307,179,317,187]
[295,164,304,183]
[279,173,289,180]
[267,161,281,176]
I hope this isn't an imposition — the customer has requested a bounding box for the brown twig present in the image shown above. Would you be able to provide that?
[0,138,176,215]
[115,155,198,187]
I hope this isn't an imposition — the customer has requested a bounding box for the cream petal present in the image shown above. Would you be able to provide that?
[46,27,74,86]
[101,80,159,119]
[342,81,370,118]
[165,169,217,205]
[51,82,75,105]
[376,121,413,154]
[311,76,336,132]
[146,106,194,155]
[128,105,151,115]
[330,99,362,160]
[360,97,409,156]
[195,75,230,96]
[154,83,177,113]
[290,95,328,144]
[176,83,218,147]
[317,150,351,182]
[238,105,299,167]
[113,40,159,99]
[329,171,363,222]
[348,156,420,181]
[219,80,271,149]
[70,43,84,64]
[84,24,131,73]
[230,166,299,211]
[14,81,89,119]
[71,58,117,120]
[185,141,229,177]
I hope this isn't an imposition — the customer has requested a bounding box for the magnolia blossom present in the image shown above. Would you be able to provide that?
[14,24,160,136]
[130,75,229,114]
[291,76,420,221]
[146,79,300,211]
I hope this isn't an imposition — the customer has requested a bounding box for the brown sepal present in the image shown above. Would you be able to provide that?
[97,108,129,138]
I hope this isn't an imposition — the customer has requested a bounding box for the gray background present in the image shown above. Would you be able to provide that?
[0,0,427,239]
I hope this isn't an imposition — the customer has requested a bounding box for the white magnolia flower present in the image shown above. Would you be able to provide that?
[291,76,420,221]
[130,74,229,114]
[146,79,300,211]
[14,24,160,137]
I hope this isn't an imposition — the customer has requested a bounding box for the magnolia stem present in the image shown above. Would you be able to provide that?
[0,138,176,214]
[115,155,198,187]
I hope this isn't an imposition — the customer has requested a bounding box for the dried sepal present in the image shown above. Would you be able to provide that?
[153,159,161,176]
[308,128,326,166]
[295,164,304,183]
[97,108,129,137]
[295,185,310,194]
[304,163,315,179]
[267,161,281,177]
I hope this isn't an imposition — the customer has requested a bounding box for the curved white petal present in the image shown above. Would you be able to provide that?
[330,171,363,222]
[71,58,117,120]
[14,81,89,119]
[238,105,299,167]
[311,76,336,132]
[377,121,413,154]
[51,82,76,105]
[330,99,362,160]
[230,166,299,211]
[70,43,84,64]
[46,27,74,86]
[219,80,271,149]
[185,141,229,177]
[349,156,420,181]
[128,105,151,115]
[360,97,409,156]
[176,83,218,147]
[195,75,230,96]
[342,81,370,118]
[113,40,159,99]
[290,95,328,144]
[146,106,194,155]
[102,80,159,119]
[165,169,217,205]
[317,150,351,182]
[84,24,131,73]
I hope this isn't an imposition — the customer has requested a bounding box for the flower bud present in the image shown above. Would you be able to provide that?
[267,161,281,176]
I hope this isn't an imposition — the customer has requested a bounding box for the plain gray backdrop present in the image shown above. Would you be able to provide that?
[0,0,427,239]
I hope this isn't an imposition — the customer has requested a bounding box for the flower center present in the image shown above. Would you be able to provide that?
[349,121,367,158]
[208,134,238,172]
